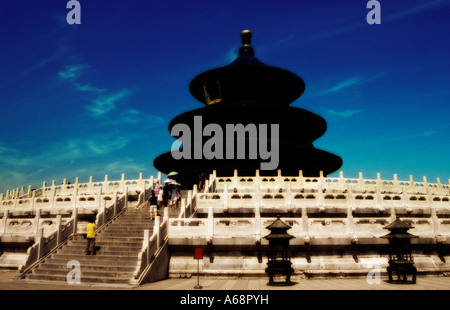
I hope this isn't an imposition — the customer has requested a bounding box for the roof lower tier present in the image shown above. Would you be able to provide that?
[154,144,342,188]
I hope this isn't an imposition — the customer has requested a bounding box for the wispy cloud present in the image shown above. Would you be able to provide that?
[0,144,16,154]
[58,64,89,81]
[277,34,296,45]
[58,64,107,94]
[324,108,364,118]
[102,159,147,175]
[385,1,450,22]
[58,63,133,117]
[417,130,437,138]
[225,45,239,63]
[317,72,387,96]
[85,134,132,155]
[350,129,439,149]
[119,109,164,125]
[74,83,106,93]
[86,89,131,117]
[321,77,361,95]
[0,143,33,167]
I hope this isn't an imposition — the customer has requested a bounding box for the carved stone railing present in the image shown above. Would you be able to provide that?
[1,172,162,207]
[132,208,169,285]
[192,171,450,216]
[18,212,78,275]
[211,170,450,196]
[95,192,127,231]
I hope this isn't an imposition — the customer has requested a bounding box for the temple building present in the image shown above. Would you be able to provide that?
[154,30,342,188]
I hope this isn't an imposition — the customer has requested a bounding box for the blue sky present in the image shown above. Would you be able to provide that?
[0,0,449,194]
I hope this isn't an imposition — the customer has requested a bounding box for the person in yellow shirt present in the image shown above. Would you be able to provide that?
[85,220,97,255]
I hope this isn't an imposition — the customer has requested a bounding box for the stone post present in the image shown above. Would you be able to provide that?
[154,216,161,249]
[423,176,428,189]
[72,185,78,210]
[34,209,41,237]
[13,192,18,209]
[113,191,118,216]
[31,190,36,210]
[255,202,261,244]
[317,182,324,208]
[164,206,169,221]
[408,175,414,193]
[101,199,107,226]
[37,228,44,260]
[121,173,126,193]
[72,207,78,234]
[346,184,356,241]
[277,169,282,189]
[1,210,8,234]
[223,184,228,210]
[204,179,209,193]
[103,174,109,192]
[139,172,144,192]
[97,187,103,210]
[181,198,186,218]
[286,183,292,211]
[143,229,150,264]
[51,180,56,198]
[298,170,304,187]
[124,186,128,208]
[187,190,192,215]
[393,174,399,188]
[193,184,197,196]
[157,171,162,185]
[55,215,62,245]
[255,169,260,189]
[207,207,214,244]
[301,205,309,243]
[88,176,93,192]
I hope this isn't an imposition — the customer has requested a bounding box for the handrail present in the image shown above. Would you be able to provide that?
[18,214,76,277]
[136,186,154,210]
[132,208,169,284]
[95,191,127,232]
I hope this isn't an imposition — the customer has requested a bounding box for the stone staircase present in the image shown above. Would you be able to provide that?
[23,205,154,285]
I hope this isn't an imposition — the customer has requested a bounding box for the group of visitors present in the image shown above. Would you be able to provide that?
[146,180,181,220]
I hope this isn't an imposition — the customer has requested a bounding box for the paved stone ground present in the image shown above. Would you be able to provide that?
[135,276,450,290]
[1,269,449,290]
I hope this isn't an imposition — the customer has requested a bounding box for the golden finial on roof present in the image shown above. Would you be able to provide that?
[241,30,252,46]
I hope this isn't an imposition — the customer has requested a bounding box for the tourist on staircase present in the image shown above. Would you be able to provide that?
[148,190,158,220]
[85,219,97,255]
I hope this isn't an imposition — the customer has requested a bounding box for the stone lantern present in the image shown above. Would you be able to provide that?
[264,216,295,285]
[381,216,418,283]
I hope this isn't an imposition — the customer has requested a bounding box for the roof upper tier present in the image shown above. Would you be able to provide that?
[189,30,305,106]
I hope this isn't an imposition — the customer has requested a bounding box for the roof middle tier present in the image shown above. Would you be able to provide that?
[189,58,305,106]
[169,103,327,144]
